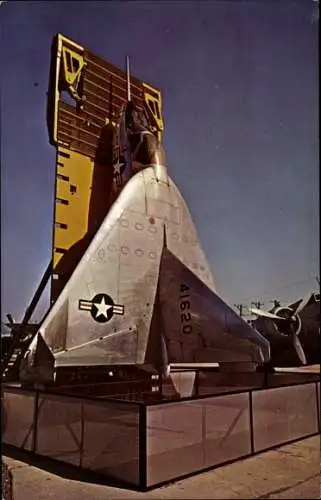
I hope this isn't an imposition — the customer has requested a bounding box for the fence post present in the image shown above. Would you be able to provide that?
[32,391,39,453]
[139,405,147,490]
[79,403,84,467]
[316,382,320,433]
[249,391,254,454]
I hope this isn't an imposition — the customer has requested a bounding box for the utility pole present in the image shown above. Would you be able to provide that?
[316,276,320,286]
[234,304,245,317]
[251,301,264,310]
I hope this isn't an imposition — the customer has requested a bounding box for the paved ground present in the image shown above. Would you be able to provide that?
[3,435,320,499]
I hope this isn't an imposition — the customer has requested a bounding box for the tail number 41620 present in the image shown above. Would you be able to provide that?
[179,284,192,335]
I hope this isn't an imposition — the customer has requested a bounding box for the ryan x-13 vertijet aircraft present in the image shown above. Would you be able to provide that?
[20,50,270,385]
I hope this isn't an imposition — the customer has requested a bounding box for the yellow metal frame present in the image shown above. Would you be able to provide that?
[48,34,84,145]
[47,34,164,302]
[53,146,94,269]
[142,82,164,142]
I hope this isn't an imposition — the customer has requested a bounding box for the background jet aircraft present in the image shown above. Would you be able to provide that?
[250,292,320,368]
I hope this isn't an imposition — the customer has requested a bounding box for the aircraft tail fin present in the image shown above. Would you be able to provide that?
[157,245,270,366]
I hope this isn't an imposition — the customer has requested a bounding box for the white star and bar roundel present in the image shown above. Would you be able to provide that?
[78,293,124,323]
[112,158,126,177]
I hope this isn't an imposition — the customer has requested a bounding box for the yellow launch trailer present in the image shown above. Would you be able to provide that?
[46,34,164,304]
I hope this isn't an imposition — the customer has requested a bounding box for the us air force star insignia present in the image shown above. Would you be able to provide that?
[113,160,125,176]
[78,293,124,323]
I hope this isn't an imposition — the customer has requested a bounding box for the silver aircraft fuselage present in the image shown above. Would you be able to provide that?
[20,103,270,384]
[21,163,270,382]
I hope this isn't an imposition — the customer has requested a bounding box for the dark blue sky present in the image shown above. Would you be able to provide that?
[1,1,319,322]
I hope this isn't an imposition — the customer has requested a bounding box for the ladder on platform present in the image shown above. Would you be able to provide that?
[1,325,38,381]
[1,261,52,382]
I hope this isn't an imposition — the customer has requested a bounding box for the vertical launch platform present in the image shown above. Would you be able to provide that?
[47,34,164,303]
